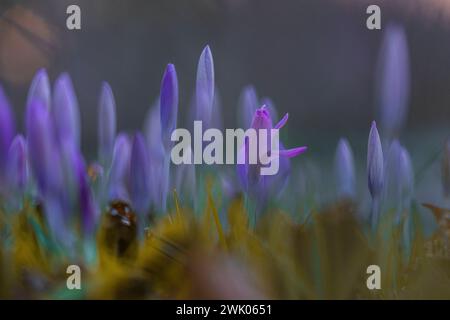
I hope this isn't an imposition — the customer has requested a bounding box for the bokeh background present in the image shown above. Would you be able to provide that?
[0,0,449,204]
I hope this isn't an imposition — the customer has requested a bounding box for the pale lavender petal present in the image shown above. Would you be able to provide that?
[195,45,215,127]
[52,73,80,147]
[377,23,410,138]
[27,69,51,111]
[108,133,131,202]
[400,146,414,202]
[26,101,69,244]
[98,82,117,166]
[26,100,63,195]
[211,87,223,130]
[0,86,15,175]
[238,85,258,128]
[144,99,164,155]
[160,64,178,152]
[6,135,28,195]
[129,133,151,216]
[75,153,99,236]
[367,121,384,198]
[334,138,355,199]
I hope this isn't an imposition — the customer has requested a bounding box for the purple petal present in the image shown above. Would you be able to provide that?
[238,85,258,128]
[334,138,355,198]
[0,86,15,175]
[377,23,410,138]
[129,133,151,216]
[367,121,384,198]
[52,73,80,147]
[75,153,99,236]
[195,45,215,127]
[144,100,164,155]
[160,64,178,151]
[274,113,289,130]
[108,133,131,202]
[279,146,307,158]
[27,69,51,111]
[6,135,28,195]
[98,82,117,166]
[26,100,63,195]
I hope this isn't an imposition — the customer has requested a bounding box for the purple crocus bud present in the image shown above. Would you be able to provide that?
[442,138,450,198]
[334,138,356,199]
[26,100,63,195]
[52,73,80,147]
[6,135,28,195]
[129,133,151,216]
[0,86,15,178]
[384,141,415,224]
[195,45,215,128]
[238,85,258,128]
[108,133,131,202]
[377,23,410,139]
[98,82,117,166]
[367,121,384,199]
[75,153,99,236]
[160,64,178,152]
[27,69,51,111]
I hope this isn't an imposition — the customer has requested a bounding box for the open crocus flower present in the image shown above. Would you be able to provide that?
[237,105,307,207]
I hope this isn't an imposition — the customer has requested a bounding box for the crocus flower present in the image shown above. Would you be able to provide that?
[108,133,131,202]
[334,138,356,199]
[237,105,307,207]
[442,138,450,198]
[98,82,117,167]
[238,85,258,129]
[52,73,81,147]
[27,69,51,111]
[0,86,15,179]
[367,121,384,228]
[195,45,215,128]
[377,23,410,139]
[129,133,151,216]
[6,135,28,210]
[160,63,179,153]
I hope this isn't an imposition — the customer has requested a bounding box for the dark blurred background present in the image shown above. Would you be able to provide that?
[0,0,449,156]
